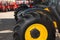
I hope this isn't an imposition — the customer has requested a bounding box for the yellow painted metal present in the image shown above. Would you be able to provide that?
[44,8,57,28]
[25,23,48,40]
[53,21,57,28]
[44,8,50,12]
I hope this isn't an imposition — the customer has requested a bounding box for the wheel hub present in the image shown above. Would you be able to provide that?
[30,28,40,38]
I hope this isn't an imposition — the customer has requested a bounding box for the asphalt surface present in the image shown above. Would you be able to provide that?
[0,12,15,40]
[0,12,60,40]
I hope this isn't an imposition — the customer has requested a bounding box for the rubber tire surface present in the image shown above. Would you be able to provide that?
[14,4,29,21]
[57,22,60,33]
[13,10,55,40]
[14,8,25,21]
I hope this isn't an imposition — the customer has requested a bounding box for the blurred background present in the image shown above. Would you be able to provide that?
[0,0,30,12]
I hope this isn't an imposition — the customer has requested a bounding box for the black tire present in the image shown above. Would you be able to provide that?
[14,10,23,21]
[13,10,55,40]
[14,8,28,21]
[14,4,29,21]
[57,22,60,33]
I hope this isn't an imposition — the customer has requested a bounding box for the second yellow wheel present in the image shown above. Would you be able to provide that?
[25,23,48,40]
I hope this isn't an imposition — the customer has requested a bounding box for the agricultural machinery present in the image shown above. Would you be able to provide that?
[0,1,9,12]
[9,2,19,11]
[0,2,2,11]
[0,1,19,12]
[13,0,60,40]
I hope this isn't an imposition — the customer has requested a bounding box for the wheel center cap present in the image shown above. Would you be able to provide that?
[30,28,40,38]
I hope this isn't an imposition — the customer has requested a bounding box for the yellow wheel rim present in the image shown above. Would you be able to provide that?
[25,23,48,40]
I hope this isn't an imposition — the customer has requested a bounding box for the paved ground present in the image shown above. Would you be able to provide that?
[0,11,60,40]
[0,12,15,40]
